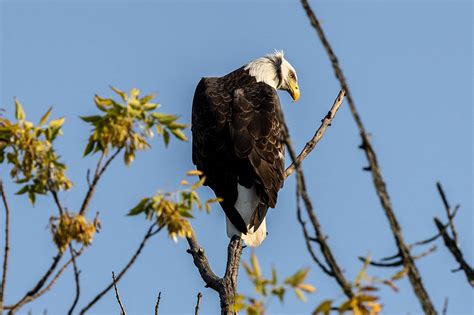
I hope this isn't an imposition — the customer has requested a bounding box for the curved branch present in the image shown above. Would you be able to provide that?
[0,182,11,313]
[79,223,162,314]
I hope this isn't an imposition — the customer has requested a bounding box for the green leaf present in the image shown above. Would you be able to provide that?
[128,198,149,216]
[28,190,36,204]
[83,140,96,156]
[15,185,29,195]
[80,115,102,123]
[39,107,53,126]
[163,129,170,147]
[15,98,26,121]
[152,113,177,125]
[130,88,140,99]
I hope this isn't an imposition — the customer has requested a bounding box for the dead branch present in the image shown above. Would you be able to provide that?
[299,0,437,312]
[283,121,354,299]
[112,271,126,315]
[6,248,84,313]
[436,182,458,244]
[285,89,345,178]
[0,182,11,315]
[79,223,162,314]
[6,252,63,313]
[194,292,202,315]
[434,218,473,286]
[79,148,122,216]
[67,245,81,315]
[186,232,242,315]
[155,291,161,315]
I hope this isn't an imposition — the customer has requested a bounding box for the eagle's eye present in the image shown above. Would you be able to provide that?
[288,71,296,81]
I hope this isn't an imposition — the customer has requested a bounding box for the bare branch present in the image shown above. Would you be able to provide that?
[6,253,63,313]
[79,148,122,216]
[112,272,126,315]
[285,89,345,178]
[79,223,162,314]
[194,292,202,315]
[186,232,242,314]
[6,248,84,313]
[50,190,65,216]
[154,292,161,315]
[434,218,473,286]
[299,1,437,312]
[436,182,459,245]
[0,182,11,314]
[67,245,81,315]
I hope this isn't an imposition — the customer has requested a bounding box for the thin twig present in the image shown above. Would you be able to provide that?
[280,102,354,299]
[112,272,126,315]
[79,148,122,216]
[50,190,64,216]
[299,1,437,313]
[6,248,84,313]
[154,291,161,315]
[434,218,473,286]
[194,292,202,315]
[0,182,11,314]
[436,182,458,244]
[442,297,448,315]
[67,245,81,315]
[285,89,345,178]
[6,253,63,313]
[79,223,162,314]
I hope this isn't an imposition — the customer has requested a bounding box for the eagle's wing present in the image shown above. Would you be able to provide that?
[191,77,284,233]
[230,82,285,230]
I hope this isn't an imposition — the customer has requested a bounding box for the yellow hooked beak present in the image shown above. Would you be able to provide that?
[288,80,300,102]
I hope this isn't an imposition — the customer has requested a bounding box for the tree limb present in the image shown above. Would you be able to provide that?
[155,291,161,315]
[0,182,11,315]
[112,271,126,315]
[186,232,242,315]
[299,1,437,313]
[67,245,81,315]
[79,223,162,314]
[194,292,202,315]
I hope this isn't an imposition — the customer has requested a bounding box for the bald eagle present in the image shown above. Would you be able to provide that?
[191,51,299,247]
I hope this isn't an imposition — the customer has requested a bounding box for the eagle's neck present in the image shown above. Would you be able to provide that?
[244,57,281,89]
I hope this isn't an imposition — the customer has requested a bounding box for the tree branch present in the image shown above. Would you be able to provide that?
[79,223,162,314]
[79,148,122,216]
[6,248,84,313]
[155,291,161,315]
[194,292,202,315]
[285,89,345,178]
[112,271,126,315]
[186,232,242,315]
[67,245,81,315]
[299,1,437,313]
[0,182,11,315]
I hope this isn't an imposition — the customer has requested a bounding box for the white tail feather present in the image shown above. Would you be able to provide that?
[226,184,267,247]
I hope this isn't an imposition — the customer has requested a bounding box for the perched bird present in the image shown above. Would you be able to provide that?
[191,51,300,247]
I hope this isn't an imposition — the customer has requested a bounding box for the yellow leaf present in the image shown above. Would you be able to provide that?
[187,170,203,176]
[250,253,261,277]
[39,107,53,126]
[391,266,409,281]
[298,283,316,293]
[180,180,189,186]
[15,98,26,121]
[294,288,306,302]
[130,88,140,99]
[49,117,65,129]
[110,86,127,101]
[314,299,332,315]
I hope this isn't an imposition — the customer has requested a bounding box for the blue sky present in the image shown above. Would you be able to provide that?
[0,0,472,314]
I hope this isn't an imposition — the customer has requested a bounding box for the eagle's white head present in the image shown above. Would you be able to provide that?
[244,50,300,101]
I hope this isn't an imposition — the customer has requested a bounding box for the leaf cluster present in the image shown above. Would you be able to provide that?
[314,256,408,315]
[233,252,316,314]
[50,213,100,253]
[128,170,221,241]
[81,87,187,165]
[0,100,72,203]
